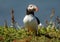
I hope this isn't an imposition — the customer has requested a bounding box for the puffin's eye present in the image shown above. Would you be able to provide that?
[30,6,32,7]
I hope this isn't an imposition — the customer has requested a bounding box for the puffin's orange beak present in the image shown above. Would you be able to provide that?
[35,7,38,12]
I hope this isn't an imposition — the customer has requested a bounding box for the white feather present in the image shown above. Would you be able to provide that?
[27,4,37,10]
[23,14,38,31]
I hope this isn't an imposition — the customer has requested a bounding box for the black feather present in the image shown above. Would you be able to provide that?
[34,16,40,24]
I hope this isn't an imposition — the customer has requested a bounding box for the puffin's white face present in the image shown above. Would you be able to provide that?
[27,4,38,12]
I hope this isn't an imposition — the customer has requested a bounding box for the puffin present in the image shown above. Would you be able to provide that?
[23,4,41,34]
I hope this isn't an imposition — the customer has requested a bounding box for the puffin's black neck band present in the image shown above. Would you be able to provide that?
[26,9,34,16]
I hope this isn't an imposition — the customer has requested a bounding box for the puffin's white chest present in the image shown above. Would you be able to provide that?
[23,15,38,30]
[23,15,37,24]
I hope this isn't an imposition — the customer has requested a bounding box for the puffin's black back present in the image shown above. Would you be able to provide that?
[34,16,40,24]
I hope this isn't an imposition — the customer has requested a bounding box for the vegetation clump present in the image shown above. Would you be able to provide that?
[0,26,60,42]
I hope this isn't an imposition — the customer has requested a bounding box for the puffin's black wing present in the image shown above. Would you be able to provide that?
[34,16,40,24]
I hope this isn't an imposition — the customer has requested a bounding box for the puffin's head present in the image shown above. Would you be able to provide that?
[27,4,38,12]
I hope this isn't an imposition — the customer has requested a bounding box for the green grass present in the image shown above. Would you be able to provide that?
[0,26,60,42]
